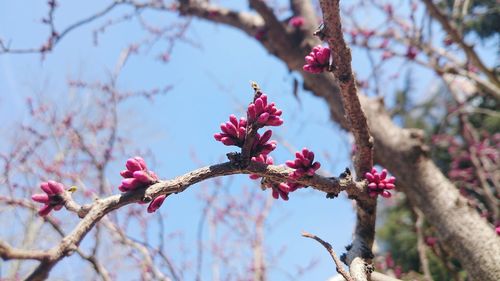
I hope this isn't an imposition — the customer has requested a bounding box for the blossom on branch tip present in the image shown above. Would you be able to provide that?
[247,94,283,127]
[286,148,321,180]
[214,115,247,147]
[289,16,305,28]
[364,168,396,198]
[32,181,65,216]
[118,157,158,192]
[303,45,331,74]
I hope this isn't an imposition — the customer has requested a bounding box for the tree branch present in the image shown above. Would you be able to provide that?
[317,1,376,280]
[414,207,434,281]
[318,0,373,177]
[0,241,49,261]
[0,1,121,54]
[14,159,362,280]
[422,0,500,88]
[176,0,264,36]
[302,232,353,281]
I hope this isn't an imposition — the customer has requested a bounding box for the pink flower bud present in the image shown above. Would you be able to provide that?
[364,168,396,198]
[134,157,147,169]
[120,170,134,178]
[247,94,283,127]
[33,181,66,216]
[133,171,154,183]
[126,158,143,172]
[32,193,50,204]
[40,182,54,195]
[285,148,321,180]
[48,180,64,194]
[303,45,331,74]
[147,195,167,213]
[118,184,128,192]
[252,131,277,156]
[118,157,158,193]
[249,154,274,179]
[289,16,305,28]
[38,205,53,216]
[121,178,142,190]
[214,115,247,147]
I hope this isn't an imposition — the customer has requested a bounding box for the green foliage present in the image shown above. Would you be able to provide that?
[378,198,467,280]
[377,201,419,273]
[440,0,500,41]
[379,68,498,278]
[468,95,500,132]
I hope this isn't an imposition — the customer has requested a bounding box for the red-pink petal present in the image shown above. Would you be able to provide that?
[147,195,167,213]
[38,205,53,216]
[133,171,153,183]
[126,158,143,172]
[134,157,147,170]
[120,170,134,178]
[48,181,64,194]
[40,182,53,195]
[32,193,50,204]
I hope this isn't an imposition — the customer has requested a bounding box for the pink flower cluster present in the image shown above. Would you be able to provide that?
[249,154,274,179]
[286,148,321,180]
[119,157,166,213]
[119,157,159,192]
[214,116,277,154]
[214,115,247,147]
[303,45,331,74]
[252,130,277,156]
[289,16,305,28]
[32,181,65,216]
[273,183,292,200]
[247,94,283,127]
[214,92,282,157]
[255,148,321,201]
[365,168,396,198]
[248,154,290,200]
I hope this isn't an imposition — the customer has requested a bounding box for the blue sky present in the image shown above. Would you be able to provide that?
[1,1,497,280]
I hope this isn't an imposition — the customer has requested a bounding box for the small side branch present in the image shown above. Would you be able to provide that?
[422,0,500,89]
[177,0,264,36]
[0,241,49,261]
[414,207,434,281]
[302,232,353,281]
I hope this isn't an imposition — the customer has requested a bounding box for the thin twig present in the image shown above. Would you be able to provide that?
[413,207,434,281]
[301,232,353,281]
[422,0,500,89]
